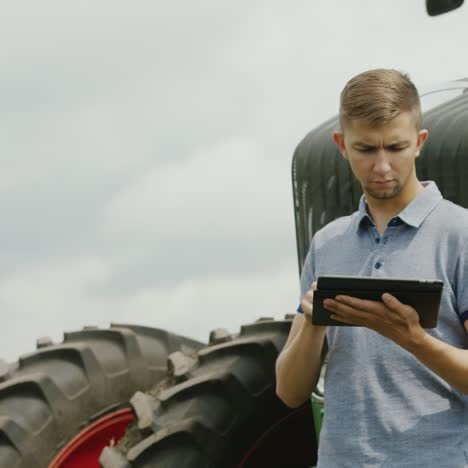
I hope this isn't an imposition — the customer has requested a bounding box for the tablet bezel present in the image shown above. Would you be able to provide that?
[312,275,443,328]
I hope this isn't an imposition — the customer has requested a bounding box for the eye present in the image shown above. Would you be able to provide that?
[388,146,407,152]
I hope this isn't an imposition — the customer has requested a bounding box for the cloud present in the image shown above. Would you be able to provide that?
[0,255,298,362]
[96,136,296,291]
[1,0,468,361]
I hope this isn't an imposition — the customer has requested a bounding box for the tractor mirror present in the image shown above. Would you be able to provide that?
[426,0,464,16]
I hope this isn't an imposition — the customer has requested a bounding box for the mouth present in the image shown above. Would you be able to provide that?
[371,179,395,186]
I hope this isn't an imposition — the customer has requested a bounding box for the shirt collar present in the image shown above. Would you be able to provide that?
[355,181,443,232]
[356,196,373,230]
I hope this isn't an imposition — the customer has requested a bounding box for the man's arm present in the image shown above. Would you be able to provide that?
[324,293,468,394]
[410,322,468,394]
[275,283,327,408]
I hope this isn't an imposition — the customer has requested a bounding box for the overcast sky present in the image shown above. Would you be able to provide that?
[1,1,467,362]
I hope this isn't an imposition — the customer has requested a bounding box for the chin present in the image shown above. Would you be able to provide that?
[365,186,402,200]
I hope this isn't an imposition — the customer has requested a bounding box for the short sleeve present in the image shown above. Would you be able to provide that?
[455,240,468,325]
[296,239,316,313]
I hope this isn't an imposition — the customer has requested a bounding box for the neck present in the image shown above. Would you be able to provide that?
[365,177,424,234]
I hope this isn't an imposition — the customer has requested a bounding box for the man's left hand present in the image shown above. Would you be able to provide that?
[323,293,427,351]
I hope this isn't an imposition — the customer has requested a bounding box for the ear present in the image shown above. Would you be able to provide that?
[333,131,348,160]
[415,129,429,157]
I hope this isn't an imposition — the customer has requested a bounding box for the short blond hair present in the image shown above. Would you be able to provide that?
[339,69,422,131]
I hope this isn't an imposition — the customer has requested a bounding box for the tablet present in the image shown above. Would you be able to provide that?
[312,275,443,328]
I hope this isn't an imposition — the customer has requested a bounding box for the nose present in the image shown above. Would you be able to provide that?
[373,149,391,175]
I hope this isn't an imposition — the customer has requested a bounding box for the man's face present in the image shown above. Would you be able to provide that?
[333,112,428,201]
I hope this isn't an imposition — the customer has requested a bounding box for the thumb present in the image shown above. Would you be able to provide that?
[382,292,406,314]
[382,292,399,307]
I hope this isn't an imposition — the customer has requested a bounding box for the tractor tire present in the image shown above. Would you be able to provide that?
[100,317,318,468]
[0,323,204,468]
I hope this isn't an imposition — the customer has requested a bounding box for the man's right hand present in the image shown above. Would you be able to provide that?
[275,280,327,407]
[300,281,325,330]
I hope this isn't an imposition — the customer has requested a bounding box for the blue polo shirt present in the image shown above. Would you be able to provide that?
[298,181,468,467]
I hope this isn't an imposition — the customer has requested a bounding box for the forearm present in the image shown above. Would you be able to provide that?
[409,332,468,394]
[275,318,326,408]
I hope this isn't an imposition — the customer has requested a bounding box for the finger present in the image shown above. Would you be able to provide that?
[334,295,382,313]
[301,296,312,312]
[305,282,317,301]
[324,299,369,323]
[381,293,413,317]
[335,295,405,324]
[301,295,313,322]
[302,282,318,324]
[333,295,406,326]
[305,289,314,301]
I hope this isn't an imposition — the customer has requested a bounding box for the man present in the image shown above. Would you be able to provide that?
[275,69,468,467]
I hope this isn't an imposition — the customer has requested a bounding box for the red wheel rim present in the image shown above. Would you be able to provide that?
[49,407,134,468]
[48,404,316,467]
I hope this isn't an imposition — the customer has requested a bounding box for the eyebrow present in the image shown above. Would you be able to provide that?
[352,140,411,149]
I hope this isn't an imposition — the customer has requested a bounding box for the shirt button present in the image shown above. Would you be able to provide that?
[375,262,382,269]
[383,238,388,244]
